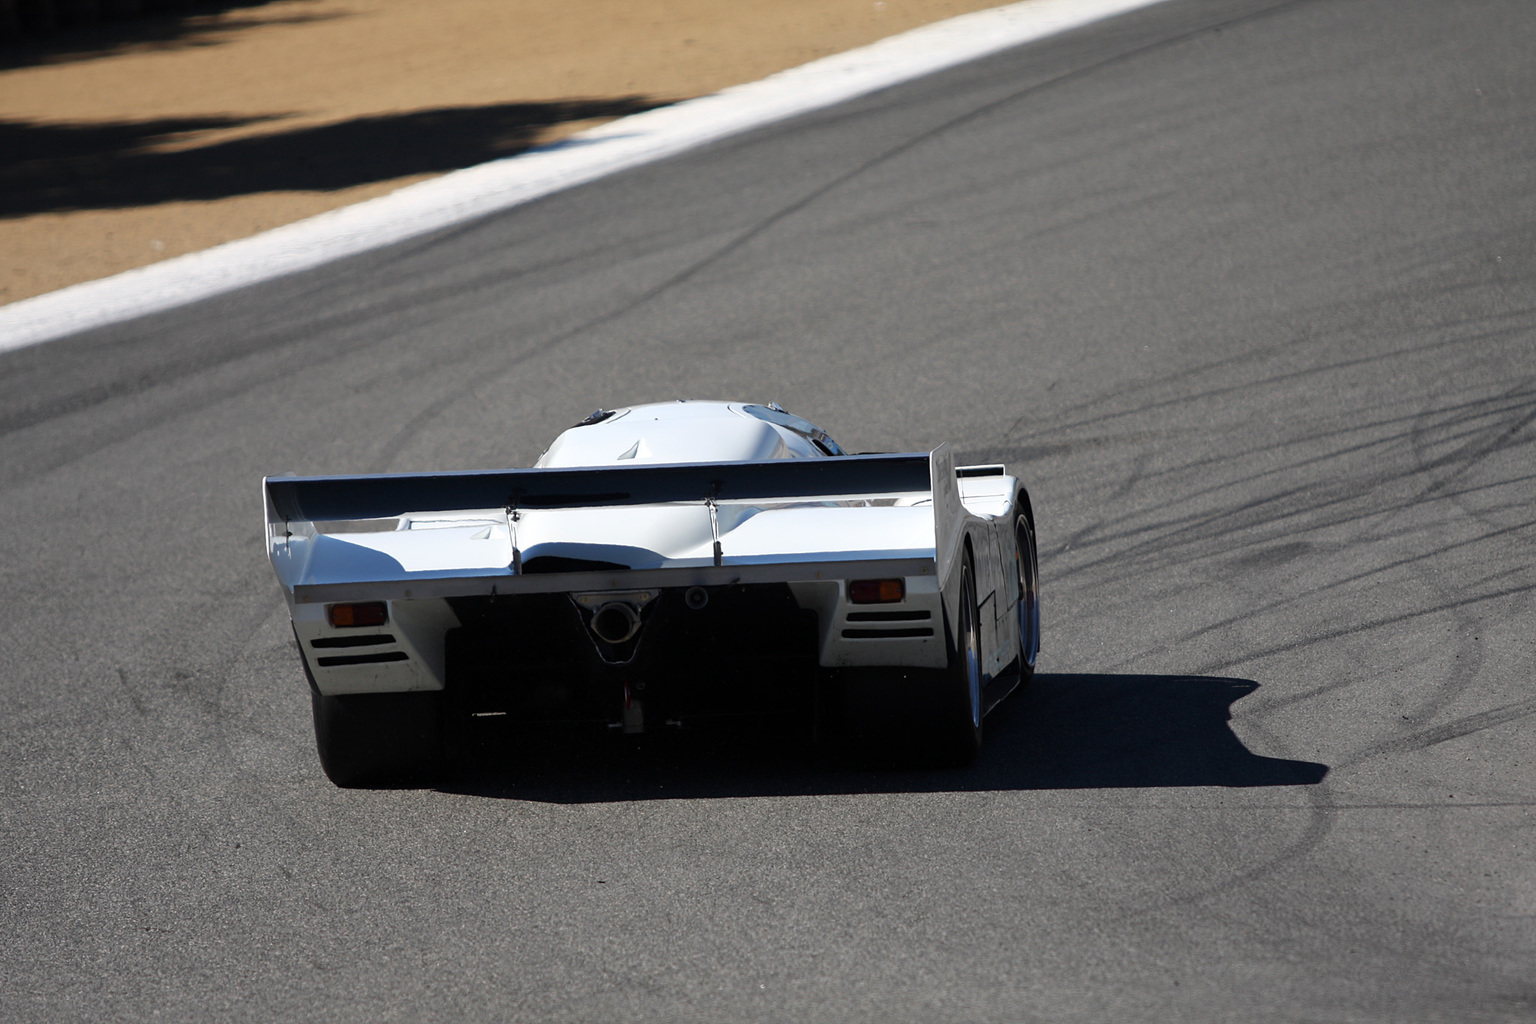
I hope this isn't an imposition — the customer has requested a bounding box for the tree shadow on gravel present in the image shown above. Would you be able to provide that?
[0,96,659,217]
[1,1,340,70]
[439,673,1328,804]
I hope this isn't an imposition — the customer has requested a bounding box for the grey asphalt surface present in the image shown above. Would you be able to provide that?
[3,0,1534,1019]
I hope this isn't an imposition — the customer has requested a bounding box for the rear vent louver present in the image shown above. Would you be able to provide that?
[845,611,931,622]
[311,634,396,649]
[842,609,934,637]
[315,651,410,668]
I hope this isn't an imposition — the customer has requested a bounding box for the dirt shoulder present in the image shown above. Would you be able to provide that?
[1,0,1006,306]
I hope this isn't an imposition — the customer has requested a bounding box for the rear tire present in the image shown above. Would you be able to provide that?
[837,550,984,767]
[1015,506,1040,686]
[931,550,984,766]
[301,654,446,787]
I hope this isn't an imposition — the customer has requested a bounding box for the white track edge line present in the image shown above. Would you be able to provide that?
[0,0,1166,354]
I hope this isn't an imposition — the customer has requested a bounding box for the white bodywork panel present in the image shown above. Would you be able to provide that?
[535,403,823,467]
[265,402,1027,698]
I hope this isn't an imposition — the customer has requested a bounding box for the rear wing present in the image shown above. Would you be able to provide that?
[265,446,967,604]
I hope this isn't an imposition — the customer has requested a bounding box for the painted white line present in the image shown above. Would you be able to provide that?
[0,0,1166,354]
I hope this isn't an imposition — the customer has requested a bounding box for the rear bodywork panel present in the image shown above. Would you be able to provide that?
[266,446,1025,730]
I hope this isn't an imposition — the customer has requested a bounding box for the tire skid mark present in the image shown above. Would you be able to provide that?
[364,0,1320,466]
[991,329,1535,535]
[1337,696,1536,769]
[1409,382,1536,492]
[1175,516,1536,647]
[1010,364,1533,812]
[1124,384,1530,534]
[1381,380,1536,736]
[1103,776,1340,918]
[0,185,716,465]
[1394,595,1485,733]
[114,666,149,719]
[1188,580,1536,676]
[210,595,311,782]
[0,213,676,487]
[996,312,1533,455]
[1231,677,1351,720]
[0,283,509,489]
[1020,381,1536,587]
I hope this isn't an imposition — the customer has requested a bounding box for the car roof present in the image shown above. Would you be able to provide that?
[535,400,834,468]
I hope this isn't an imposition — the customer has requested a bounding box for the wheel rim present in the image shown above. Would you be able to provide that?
[1017,515,1039,670]
[962,562,981,729]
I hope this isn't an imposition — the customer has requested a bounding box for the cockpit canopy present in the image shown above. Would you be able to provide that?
[535,400,847,468]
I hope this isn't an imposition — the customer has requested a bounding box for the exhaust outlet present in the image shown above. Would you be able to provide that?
[590,602,642,644]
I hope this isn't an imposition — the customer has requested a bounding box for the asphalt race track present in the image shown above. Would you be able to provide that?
[3,0,1533,1019]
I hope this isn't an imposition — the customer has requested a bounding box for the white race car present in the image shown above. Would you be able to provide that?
[264,401,1040,785]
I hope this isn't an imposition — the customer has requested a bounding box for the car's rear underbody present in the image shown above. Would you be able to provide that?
[445,583,821,733]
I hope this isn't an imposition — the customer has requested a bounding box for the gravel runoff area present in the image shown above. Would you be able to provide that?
[0,0,1008,306]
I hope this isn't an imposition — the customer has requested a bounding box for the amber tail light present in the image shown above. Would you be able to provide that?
[849,579,905,603]
[327,601,388,628]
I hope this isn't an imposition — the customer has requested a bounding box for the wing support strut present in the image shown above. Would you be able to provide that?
[504,503,522,573]
[705,496,722,567]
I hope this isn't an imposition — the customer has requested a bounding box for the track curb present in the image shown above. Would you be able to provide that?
[0,0,1165,353]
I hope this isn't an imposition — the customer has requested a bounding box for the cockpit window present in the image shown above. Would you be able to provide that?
[741,404,847,456]
[570,408,618,428]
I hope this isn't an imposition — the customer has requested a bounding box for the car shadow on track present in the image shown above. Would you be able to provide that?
[437,673,1328,803]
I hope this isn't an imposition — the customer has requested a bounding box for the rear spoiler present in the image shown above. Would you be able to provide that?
[264,446,966,601]
[265,450,939,521]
